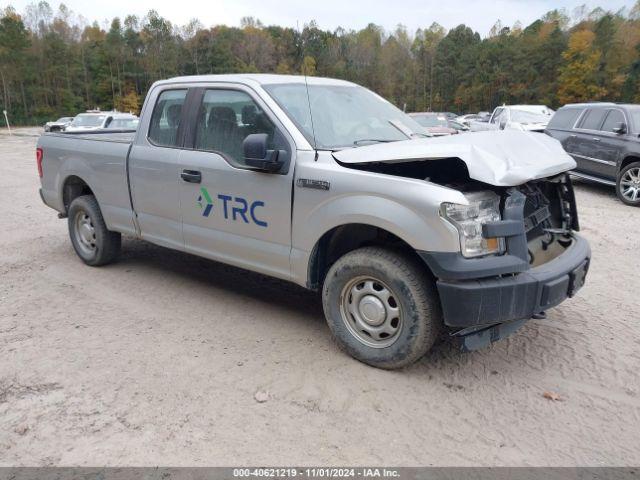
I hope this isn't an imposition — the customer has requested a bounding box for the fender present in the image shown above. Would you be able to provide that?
[290,193,461,287]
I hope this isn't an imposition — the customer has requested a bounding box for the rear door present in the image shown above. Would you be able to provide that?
[177,85,296,281]
[546,107,583,152]
[128,87,190,250]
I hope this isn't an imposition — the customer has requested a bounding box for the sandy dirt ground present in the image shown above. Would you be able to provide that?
[0,127,639,466]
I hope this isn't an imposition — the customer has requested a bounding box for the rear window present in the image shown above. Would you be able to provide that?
[578,108,607,130]
[600,110,625,132]
[547,108,582,130]
[148,89,188,147]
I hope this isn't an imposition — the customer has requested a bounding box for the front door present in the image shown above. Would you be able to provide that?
[595,109,627,180]
[178,87,295,281]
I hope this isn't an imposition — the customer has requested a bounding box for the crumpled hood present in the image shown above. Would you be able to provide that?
[333,130,575,187]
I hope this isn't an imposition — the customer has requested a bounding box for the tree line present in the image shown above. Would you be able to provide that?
[2,1,640,125]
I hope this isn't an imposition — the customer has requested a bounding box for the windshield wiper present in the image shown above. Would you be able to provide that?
[388,119,416,139]
[353,139,395,146]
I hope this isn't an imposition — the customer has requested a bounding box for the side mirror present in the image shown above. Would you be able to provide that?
[242,133,283,173]
[612,122,627,135]
[499,119,507,130]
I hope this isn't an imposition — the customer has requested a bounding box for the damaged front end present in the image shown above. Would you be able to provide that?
[333,131,591,351]
[421,174,590,351]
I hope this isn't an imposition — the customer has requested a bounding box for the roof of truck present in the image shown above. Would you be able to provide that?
[159,73,357,87]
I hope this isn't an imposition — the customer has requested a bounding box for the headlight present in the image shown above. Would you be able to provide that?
[441,191,504,258]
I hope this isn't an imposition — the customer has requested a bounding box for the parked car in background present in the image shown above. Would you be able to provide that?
[65,111,138,132]
[44,116,74,132]
[409,112,458,136]
[448,119,470,132]
[545,102,640,206]
[456,114,481,126]
[105,114,139,130]
[470,105,554,132]
[65,112,112,132]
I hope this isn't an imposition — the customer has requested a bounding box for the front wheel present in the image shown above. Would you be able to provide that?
[616,161,640,206]
[322,247,442,369]
[68,195,121,266]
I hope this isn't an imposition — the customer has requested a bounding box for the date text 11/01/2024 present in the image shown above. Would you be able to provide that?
[232,468,400,478]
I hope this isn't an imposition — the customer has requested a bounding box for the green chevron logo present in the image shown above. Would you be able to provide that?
[197,187,213,217]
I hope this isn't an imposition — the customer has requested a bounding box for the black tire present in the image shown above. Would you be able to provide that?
[616,161,640,206]
[67,195,121,266]
[322,246,442,369]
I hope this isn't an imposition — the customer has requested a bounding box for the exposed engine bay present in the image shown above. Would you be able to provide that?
[341,156,579,268]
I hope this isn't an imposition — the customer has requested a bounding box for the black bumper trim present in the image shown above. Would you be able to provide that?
[419,250,529,281]
[435,234,590,328]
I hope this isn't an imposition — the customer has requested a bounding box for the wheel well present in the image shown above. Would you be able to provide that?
[62,176,94,213]
[621,156,640,171]
[307,224,426,290]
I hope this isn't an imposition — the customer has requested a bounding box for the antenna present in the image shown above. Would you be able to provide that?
[304,71,318,151]
[299,18,317,151]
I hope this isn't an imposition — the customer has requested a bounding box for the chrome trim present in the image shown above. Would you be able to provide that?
[569,171,616,186]
[571,153,616,166]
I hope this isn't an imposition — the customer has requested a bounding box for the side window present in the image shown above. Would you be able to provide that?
[578,108,607,131]
[194,89,276,166]
[547,108,582,130]
[148,89,188,147]
[491,108,504,124]
[600,110,625,133]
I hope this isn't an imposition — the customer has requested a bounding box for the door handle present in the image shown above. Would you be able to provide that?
[180,169,201,183]
[592,137,601,142]
[569,134,577,138]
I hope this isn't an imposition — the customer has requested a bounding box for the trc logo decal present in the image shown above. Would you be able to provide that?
[197,187,267,227]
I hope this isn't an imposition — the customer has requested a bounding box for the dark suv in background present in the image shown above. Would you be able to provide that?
[546,102,640,206]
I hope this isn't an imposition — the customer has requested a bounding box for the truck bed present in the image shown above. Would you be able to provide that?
[38,131,136,236]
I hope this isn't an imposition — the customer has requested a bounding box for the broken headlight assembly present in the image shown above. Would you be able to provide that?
[441,190,505,258]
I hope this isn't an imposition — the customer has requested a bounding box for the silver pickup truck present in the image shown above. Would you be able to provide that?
[37,74,590,369]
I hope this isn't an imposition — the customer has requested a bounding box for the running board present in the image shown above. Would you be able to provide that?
[569,171,616,186]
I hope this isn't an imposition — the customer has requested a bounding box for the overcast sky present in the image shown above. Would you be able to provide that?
[2,0,635,36]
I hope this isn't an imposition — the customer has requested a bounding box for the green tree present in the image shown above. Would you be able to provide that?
[558,29,607,103]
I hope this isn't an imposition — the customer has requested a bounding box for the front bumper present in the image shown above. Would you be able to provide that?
[419,233,590,349]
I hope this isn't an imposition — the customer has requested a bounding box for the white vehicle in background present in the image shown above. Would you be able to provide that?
[470,105,554,132]
[106,114,139,130]
[44,116,74,132]
[65,111,138,132]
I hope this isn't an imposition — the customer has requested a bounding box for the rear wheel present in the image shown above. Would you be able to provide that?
[322,246,442,369]
[68,195,121,266]
[616,162,640,206]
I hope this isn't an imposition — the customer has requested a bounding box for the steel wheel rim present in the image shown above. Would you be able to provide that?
[74,210,97,255]
[620,167,640,202]
[339,276,403,348]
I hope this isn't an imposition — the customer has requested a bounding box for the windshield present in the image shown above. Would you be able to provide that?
[412,114,448,128]
[108,118,138,129]
[510,110,551,124]
[263,83,424,149]
[72,114,106,127]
